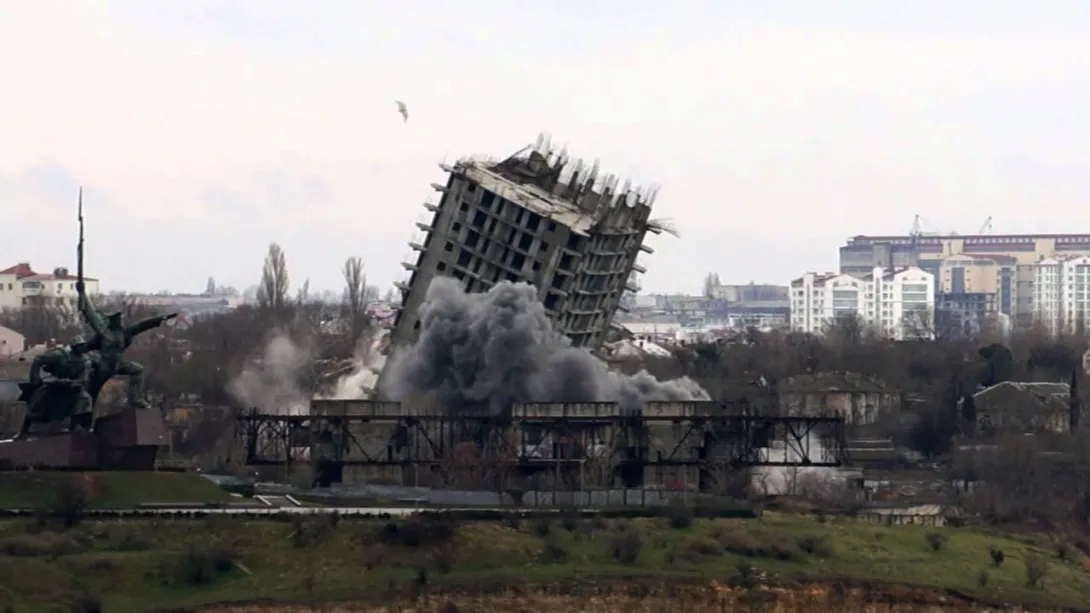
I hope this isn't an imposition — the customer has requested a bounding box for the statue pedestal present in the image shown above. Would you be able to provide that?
[0,408,167,470]
[95,408,167,470]
[0,432,99,469]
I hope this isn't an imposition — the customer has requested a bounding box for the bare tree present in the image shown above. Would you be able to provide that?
[296,278,311,305]
[204,277,217,295]
[702,273,721,298]
[257,243,290,311]
[902,307,937,340]
[342,256,371,341]
[0,297,81,346]
[822,312,869,346]
[343,257,366,316]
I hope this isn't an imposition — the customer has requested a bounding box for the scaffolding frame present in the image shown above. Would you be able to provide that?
[234,400,847,490]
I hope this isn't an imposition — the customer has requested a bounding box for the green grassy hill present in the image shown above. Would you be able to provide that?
[0,511,1087,612]
[0,471,233,509]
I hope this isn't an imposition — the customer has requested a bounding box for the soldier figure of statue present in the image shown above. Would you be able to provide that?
[76,282,177,410]
[16,336,96,439]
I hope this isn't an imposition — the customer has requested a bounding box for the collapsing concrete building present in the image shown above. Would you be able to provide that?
[390,135,664,352]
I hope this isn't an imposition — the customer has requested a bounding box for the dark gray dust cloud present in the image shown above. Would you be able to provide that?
[379,277,710,414]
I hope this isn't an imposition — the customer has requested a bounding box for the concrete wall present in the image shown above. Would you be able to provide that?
[512,402,620,419]
[779,391,898,425]
[0,326,24,357]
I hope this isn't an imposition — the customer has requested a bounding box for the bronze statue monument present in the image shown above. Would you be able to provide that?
[10,188,176,442]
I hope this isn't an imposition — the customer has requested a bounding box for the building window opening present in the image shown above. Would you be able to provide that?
[518,233,533,251]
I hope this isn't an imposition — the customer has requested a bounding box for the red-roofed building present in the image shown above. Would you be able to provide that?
[0,262,100,310]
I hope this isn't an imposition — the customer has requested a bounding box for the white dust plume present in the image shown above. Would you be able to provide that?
[228,332,313,415]
[320,329,389,400]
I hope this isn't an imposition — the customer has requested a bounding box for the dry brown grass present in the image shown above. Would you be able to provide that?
[193,582,1053,612]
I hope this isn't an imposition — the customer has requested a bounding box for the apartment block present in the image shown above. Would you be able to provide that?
[934,253,1015,337]
[790,267,935,340]
[840,233,1090,327]
[390,137,659,352]
[1033,256,1090,335]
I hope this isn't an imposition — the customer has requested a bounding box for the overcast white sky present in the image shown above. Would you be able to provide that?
[2,0,1089,294]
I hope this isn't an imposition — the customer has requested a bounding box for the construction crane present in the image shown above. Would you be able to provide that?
[909,214,942,239]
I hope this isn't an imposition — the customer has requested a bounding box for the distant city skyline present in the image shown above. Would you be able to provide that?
[3,0,1089,294]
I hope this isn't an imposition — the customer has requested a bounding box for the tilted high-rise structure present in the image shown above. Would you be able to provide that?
[390,136,663,351]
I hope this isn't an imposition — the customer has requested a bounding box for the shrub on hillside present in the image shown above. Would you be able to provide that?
[1025,556,1048,589]
[539,536,570,564]
[797,535,833,557]
[377,517,458,549]
[0,533,80,557]
[711,524,798,561]
[175,544,238,586]
[925,532,946,552]
[68,595,103,613]
[665,506,694,529]
[609,531,643,564]
[52,477,90,529]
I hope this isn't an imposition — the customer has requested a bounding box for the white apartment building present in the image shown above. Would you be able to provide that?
[1033,256,1090,335]
[790,267,935,340]
[0,263,100,311]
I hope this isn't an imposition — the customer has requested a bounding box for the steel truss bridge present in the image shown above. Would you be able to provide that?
[234,400,847,490]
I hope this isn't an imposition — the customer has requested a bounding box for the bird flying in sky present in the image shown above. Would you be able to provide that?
[395,100,408,123]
